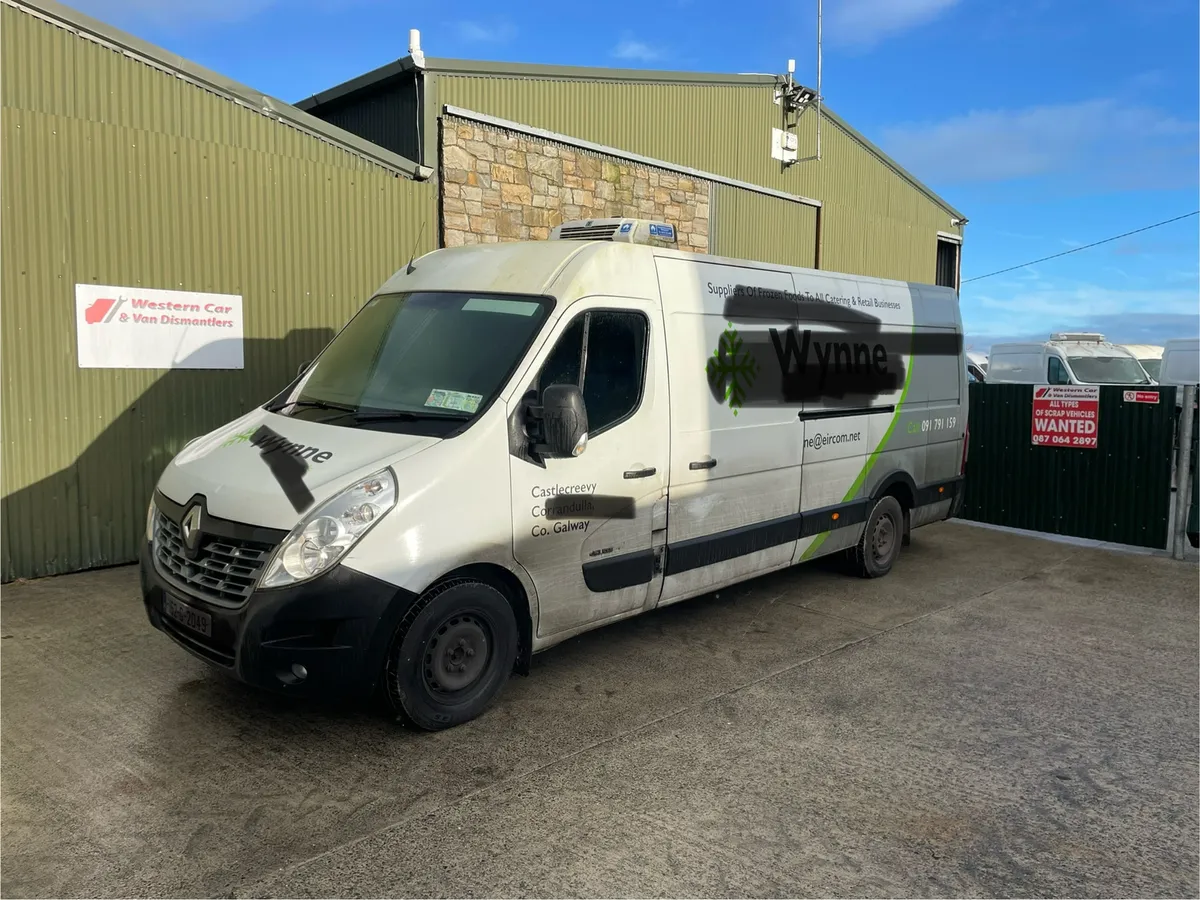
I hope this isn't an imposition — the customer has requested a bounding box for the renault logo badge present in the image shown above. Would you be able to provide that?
[181,505,202,552]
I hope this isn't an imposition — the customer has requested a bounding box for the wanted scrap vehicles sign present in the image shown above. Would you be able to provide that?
[1032,385,1099,449]
[75,283,244,369]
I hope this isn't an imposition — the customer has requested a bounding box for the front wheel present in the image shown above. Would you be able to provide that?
[384,578,518,730]
[852,495,904,578]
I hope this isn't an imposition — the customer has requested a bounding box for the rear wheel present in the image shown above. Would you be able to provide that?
[384,578,518,731]
[852,495,904,578]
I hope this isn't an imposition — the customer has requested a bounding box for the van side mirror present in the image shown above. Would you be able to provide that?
[527,383,588,458]
[297,359,312,377]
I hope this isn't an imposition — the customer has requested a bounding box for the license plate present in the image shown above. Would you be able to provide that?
[163,594,212,638]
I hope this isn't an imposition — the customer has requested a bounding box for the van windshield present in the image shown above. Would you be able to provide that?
[1139,358,1162,380]
[270,291,553,435]
[1066,355,1152,385]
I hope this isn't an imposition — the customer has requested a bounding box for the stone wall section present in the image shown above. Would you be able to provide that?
[439,115,711,251]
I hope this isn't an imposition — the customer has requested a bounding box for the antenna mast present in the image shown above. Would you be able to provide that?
[816,0,822,161]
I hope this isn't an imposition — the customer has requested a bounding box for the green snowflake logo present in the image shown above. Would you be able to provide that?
[706,323,759,416]
[221,427,257,448]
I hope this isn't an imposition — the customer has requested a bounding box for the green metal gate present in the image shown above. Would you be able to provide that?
[960,383,1179,549]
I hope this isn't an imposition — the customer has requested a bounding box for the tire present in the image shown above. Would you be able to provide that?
[852,495,904,578]
[384,578,518,731]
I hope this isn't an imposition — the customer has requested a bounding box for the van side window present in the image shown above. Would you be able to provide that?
[1048,357,1069,385]
[536,310,648,436]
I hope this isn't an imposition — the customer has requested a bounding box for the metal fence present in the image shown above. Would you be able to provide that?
[959,383,1180,549]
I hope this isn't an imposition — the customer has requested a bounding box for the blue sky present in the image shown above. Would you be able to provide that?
[70,0,1200,353]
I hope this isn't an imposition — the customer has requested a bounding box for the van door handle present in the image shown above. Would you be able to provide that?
[689,458,717,470]
[623,467,657,479]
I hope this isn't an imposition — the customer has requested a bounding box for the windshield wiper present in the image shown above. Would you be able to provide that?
[269,399,357,415]
[352,409,472,423]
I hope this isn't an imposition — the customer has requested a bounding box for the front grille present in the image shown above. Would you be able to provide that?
[153,512,275,607]
[557,224,620,241]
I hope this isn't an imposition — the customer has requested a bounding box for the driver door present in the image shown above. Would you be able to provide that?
[508,298,670,639]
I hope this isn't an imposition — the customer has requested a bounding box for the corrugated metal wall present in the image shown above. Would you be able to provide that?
[959,384,1178,549]
[1,4,436,581]
[311,78,423,163]
[711,185,817,268]
[431,74,957,283]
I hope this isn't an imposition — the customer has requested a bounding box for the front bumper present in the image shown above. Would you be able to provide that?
[140,540,417,700]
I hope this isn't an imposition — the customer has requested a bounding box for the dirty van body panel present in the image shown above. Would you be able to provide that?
[158,408,440,529]
[655,257,804,606]
[651,252,966,604]
[505,293,670,639]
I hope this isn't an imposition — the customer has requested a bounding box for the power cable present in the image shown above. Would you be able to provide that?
[961,210,1200,284]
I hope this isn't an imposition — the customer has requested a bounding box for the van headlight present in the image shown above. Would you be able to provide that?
[259,468,397,588]
[146,495,158,543]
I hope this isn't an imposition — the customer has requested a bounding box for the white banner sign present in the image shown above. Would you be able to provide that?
[76,284,244,369]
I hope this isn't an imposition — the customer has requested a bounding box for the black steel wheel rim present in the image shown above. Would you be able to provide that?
[873,513,896,565]
[423,612,492,695]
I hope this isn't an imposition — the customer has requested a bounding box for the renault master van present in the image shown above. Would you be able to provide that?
[140,219,968,730]
[988,333,1152,386]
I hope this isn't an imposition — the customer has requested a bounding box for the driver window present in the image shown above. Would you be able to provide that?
[536,309,648,436]
[1048,357,1069,385]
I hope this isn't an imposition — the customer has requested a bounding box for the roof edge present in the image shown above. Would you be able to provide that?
[815,105,965,221]
[424,56,782,86]
[295,56,422,111]
[8,0,431,180]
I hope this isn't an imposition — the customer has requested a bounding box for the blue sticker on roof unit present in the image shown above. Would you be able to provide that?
[619,222,633,233]
[649,223,676,240]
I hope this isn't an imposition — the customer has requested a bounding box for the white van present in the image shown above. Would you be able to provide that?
[1120,344,1164,382]
[140,219,968,730]
[966,350,988,383]
[987,333,1153,386]
[1158,338,1200,386]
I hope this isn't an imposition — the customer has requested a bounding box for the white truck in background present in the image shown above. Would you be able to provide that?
[1158,338,1200,387]
[1120,344,1164,382]
[965,350,988,383]
[987,333,1153,386]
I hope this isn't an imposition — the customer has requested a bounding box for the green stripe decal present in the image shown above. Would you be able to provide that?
[800,335,916,561]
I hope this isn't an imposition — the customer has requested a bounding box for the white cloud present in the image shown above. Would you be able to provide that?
[613,37,665,62]
[827,0,960,49]
[881,98,1198,187]
[455,20,518,43]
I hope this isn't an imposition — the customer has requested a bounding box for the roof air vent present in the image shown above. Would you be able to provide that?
[547,218,678,246]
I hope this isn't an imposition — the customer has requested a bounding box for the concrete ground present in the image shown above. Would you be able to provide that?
[2,521,1197,899]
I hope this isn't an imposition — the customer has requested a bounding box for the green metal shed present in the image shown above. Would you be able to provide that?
[297,55,967,286]
[1,0,437,580]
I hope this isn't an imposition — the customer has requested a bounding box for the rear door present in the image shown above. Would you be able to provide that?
[508,297,670,638]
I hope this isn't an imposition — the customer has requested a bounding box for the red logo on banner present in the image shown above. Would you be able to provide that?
[1032,385,1099,449]
[84,298,116,324]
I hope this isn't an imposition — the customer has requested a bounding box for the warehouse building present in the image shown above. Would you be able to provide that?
[1,0,434,580]
[2,0,965,582]
[296,48,967,286]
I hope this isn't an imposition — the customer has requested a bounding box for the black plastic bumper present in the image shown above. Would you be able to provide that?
[140,541,417,700]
